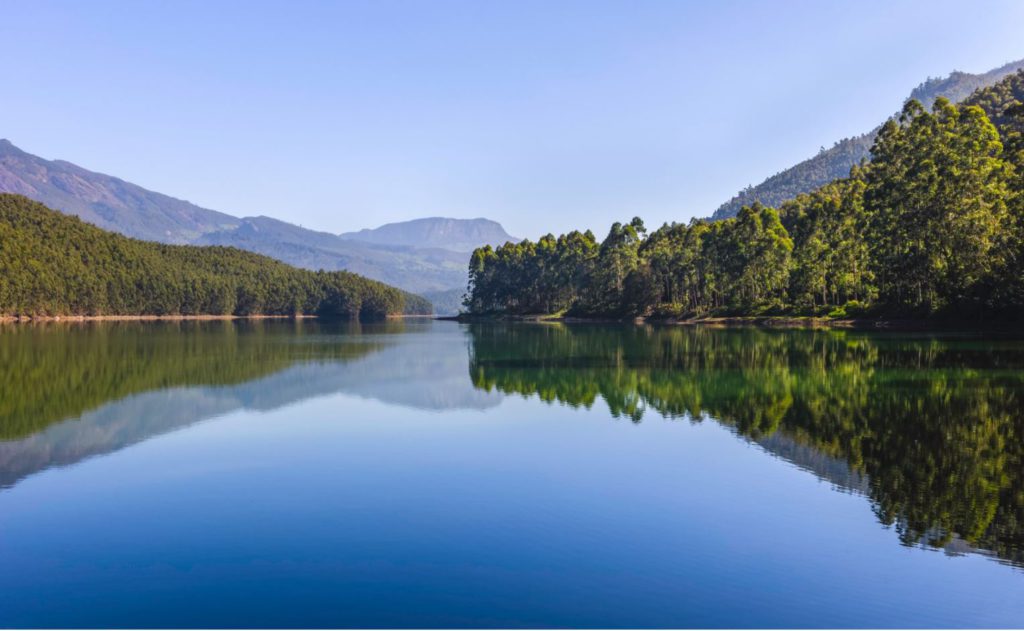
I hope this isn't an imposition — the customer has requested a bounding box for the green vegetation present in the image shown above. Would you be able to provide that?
[467,323,1024,566]
[0,194,431,318]
[711,59,1024,221]
[467,72,1024,321]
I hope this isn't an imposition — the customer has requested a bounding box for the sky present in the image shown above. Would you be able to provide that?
[2,0,1024,240]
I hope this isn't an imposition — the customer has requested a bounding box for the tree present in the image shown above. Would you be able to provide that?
[866,98,1012,314]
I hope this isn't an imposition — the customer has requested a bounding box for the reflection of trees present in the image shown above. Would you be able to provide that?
[468,323,1024,567]
[0,319,399,440]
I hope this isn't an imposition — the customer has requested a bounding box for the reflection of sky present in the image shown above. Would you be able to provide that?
[1,393,1022,628]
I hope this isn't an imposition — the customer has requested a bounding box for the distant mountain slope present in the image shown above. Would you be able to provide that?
[195,216,469,294]
[0,139,238,243]
[711,58,1024,220]
[420,287,467,316]
[341,217,518,252]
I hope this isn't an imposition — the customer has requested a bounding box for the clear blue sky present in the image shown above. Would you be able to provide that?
[3,0,1023,239]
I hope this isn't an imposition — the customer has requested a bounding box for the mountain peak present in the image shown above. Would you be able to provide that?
[340,216,518,252]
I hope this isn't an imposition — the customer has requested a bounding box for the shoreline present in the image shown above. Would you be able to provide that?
[440,313,1021,331]
[0,313,429,323]
[0,314,316,323]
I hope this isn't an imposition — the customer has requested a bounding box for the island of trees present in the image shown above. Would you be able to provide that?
[0,194,432,319]
[465,71,1024,321]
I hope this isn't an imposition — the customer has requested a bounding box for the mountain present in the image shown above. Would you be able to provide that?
[0,139,516,305]
[0,139,239,243]
[420,287,467,315]
[710,58,1024,220]
[0,194,429,318]
[194,216,469,294]
[341,217,517,252]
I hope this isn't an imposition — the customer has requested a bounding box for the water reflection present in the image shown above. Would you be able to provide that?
[0,319,498,489]
[467,323,1024,568]
[2,320,1023,573]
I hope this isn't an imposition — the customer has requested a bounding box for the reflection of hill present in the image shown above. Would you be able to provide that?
[467,324,1024,569]
[0,321,501,490]
[0,320,385,440]
[751,431,869,497]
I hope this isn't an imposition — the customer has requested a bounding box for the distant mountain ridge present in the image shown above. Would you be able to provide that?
[0,139,516,302]
[195,215,470,293]
[710,58,1024,220]
[0,139,239,243]
[341,217,517,252]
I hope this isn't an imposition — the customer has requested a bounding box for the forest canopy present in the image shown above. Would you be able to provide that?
[0,194,432,318]
[465,71,1024,320]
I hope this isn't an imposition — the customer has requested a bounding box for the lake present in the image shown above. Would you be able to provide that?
[0,320,1022,628]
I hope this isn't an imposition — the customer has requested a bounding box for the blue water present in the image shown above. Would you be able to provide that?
[0,320,1021,628]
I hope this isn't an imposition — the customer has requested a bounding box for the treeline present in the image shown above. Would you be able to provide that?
[0,194,432,318]
[468,324,1024,565]
[466,71,1024,320]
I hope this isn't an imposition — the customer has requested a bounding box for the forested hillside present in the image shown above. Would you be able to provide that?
[0,194,431,318]
[466,72,1024,321]
[965,69,1024,134]
[710,59,1024,220]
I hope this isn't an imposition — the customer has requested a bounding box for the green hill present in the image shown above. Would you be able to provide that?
[0,194,431,318]
[711,59,1024,221]
[964,69,1024,134]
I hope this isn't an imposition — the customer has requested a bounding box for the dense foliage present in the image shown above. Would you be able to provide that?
[468,74,1024,320]
[711,59,1024,220]
[468,324,1024,566]
[0,194,432,318]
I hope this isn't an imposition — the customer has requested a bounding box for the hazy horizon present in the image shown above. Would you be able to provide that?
[3,0,1024,240]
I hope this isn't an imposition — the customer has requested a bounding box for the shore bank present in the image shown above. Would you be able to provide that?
[0,313,433,323]
[0,314,317,323]
[441,313,1018,331]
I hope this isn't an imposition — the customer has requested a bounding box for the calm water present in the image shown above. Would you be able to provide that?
[0,320,1022,628]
